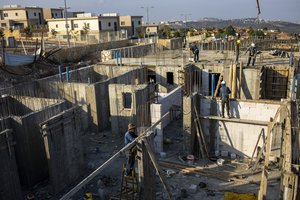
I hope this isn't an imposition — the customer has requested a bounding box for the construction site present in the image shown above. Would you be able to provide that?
[0,32,299,200]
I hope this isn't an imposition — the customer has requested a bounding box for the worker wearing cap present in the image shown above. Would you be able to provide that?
[245,43,258,66]
[219,81,231,118]
[124,123,138,176]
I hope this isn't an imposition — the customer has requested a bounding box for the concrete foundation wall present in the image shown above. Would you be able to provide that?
[0,129,22,200]
[101,43,156,62]
[150,87,182,153]
[155,66,182,93]
[158,38,183,50]
[49,39,129,63]
[12,100,67,186]
[199,98,281,157]
[109,84,151,135]
[41,106,84,194]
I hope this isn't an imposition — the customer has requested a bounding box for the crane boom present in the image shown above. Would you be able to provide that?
[256,0,261,15]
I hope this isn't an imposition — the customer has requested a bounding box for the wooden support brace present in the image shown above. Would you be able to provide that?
[143,139,173,200]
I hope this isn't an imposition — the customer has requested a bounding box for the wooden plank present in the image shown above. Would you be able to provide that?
[214,70,224,97]
[258,106,283,200]
[239,62,243,99]
[200,116,269,126]
[232,63,237,98]
[143,139,173,200]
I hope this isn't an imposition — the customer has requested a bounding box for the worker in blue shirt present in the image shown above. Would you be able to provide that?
[190,42,199,63]
[124,123,138,176]
[219,81,231,118]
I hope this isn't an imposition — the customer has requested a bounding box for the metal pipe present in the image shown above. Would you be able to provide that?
[66,66,70,82]
[58,65,62,81]
[211,74,215,96]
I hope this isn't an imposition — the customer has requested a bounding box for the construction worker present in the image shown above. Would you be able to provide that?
[219,81,231,118]
[245,43,258,66]
[190,42,199,63]
[124,123,138,176]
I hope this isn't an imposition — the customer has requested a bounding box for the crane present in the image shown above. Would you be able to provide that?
[256,0,261,20]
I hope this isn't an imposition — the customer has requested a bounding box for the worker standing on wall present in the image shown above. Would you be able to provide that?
[190,42,199,63]
[124,123,138,176]
[219,81,231,118]
[245,43,258,66]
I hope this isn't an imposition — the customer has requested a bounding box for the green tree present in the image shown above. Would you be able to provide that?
[0,29,4,38]
[215,28,225,37]
[158,25,171,39]
[225,25,236,36]
[24,27,32,39]
[51,29,58,38]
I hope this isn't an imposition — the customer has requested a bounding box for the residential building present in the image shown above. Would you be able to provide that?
[47,15,119,33]
[0,5,44,29]
[42,8,63,20]
[66,11,85,18]
[142,23,159,36]
[119,16,142,37]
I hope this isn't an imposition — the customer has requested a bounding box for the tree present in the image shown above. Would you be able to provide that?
[24,27,32,39]
[0,29,4,38]
[82,23,90,43]
[51,29,58,38]
[158,25,171,39]
[215,28,225,37]
[225,25,236,36]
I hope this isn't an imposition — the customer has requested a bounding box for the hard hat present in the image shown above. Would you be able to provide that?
[128,123,136,131]
[221,80,226,85]
[251,43,255,47]
[84,193,92,198]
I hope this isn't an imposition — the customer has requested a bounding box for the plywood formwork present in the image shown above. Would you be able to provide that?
[40,106,84,194]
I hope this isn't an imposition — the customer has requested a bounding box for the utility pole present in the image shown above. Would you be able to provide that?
[64,0,70,47]
[141,6,154,24]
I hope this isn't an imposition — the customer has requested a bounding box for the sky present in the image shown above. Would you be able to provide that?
[1,0,300,23]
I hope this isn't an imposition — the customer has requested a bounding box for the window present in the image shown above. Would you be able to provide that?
[56,24,58,28]
[74,24,78,28]
[55,13,57,17]
[138,21,141,25]
[3,13,8,17]
[1,23,6,28]
[166,72,174,85]
[15,13,18,16]
[123,93,132,109]
[34,12,37,16]
[108,22,111,27]
[99,21,102,30]
[121,21,125,25]
[51,13,54,18]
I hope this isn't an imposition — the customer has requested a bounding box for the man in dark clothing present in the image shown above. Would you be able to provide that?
[190,42,199,62]
[124,123,138,176]
[219,81,231,118]
[245,43,257,66]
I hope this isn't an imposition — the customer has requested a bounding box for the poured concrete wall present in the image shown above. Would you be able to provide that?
[150,87,182,152]
[101,43,156,62]
[41,106,84,194]
[0,129,22,200]
[158,38,183,50]
[155,66,182,93]
[109,84,152,135]
[199,98,281,157]
[11,100,67,186]
[49,39,129,63]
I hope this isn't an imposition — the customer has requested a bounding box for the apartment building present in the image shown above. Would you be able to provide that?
[47,14,120,35]
[0,5,44,29]
[43,8,63,20]
[119,16,142,37]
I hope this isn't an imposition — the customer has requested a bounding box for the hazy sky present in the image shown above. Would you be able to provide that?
[1,0,300,23]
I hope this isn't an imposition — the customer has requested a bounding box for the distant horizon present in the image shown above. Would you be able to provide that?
[1,0,299,24]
